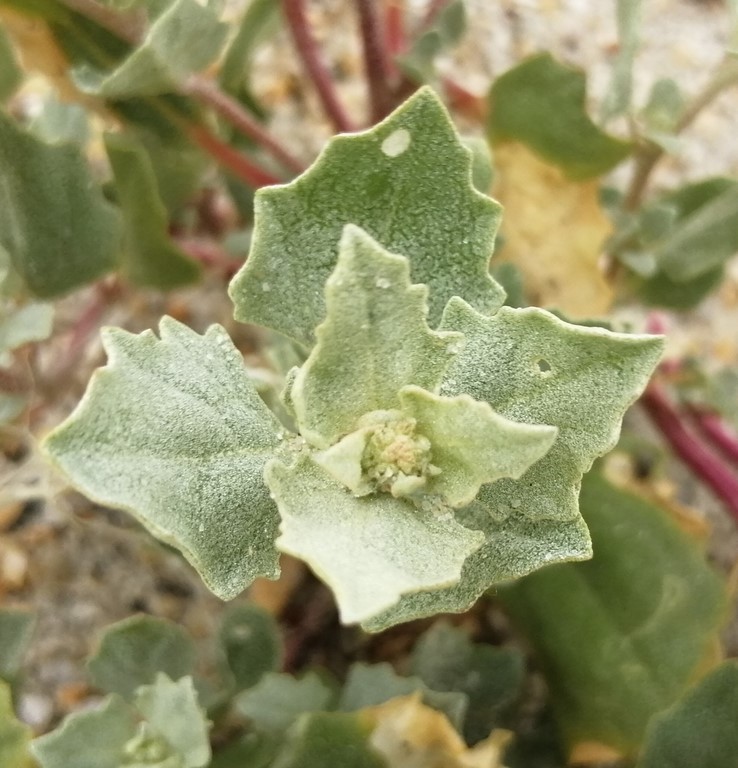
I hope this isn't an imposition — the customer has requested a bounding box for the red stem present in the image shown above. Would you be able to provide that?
[355,0,395,121]
[282,0,356,132]
[383,0,405,78]
[184,76,305,175]
[688,407,738,470]
[188,125,282,188]
[175,237,242,280]
[641,384,738,523]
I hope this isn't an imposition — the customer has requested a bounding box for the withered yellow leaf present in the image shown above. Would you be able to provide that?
[492,141,613,318]
[362,692,511,768]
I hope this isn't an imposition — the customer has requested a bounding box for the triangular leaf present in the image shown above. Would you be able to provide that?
[104,132,201,289]
[265,453,484,624]
[31,694,137,768]
[290,225,461,448]
[235,671,336,733]
[488,53,631,179]
[364,300,662,628]
[399,385,557,507]
[229,87,505,345]
[44,318,283,599]
[87,615,197,700]
[79,0,227,98]
[134,674,210,768]
[0,112,120,298]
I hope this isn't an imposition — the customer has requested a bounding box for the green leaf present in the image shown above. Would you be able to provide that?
[654,182,738,281]
[0,302,53,357]
[410,622,525,744]
[229,87,505,345]
[399,385,557,507]
[235,671,336,733]
[44,318,284,599]
[488,53,632,179]
[364,300,662,629]
[219,0,280,100]
[87,615,197,699]
[134,674,210,768]
[600,0,642,122]
[0,24,21,103]
[265,452,484,624]
[290,225,461,448]
[339,662,467,732]
[32,694,137,768]
[0,609,35,685]
[218,604,282,693]
[104,132,201,289]
[462,136,494,194]
[271,712,384,768]
[637,661,738,768]
[29,99,89,145]
[396,1,466,83]
[79,0,227,98]
[640,78,683,150]
[0,681,34,768]
[0,112,120,298]
[499,472,728,756]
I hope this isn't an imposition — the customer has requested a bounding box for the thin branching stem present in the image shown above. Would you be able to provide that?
[623,55,738,211]
[355,0,395,121]
[184,76,305,174]
[282,0,356,132]
[641,383,738,524]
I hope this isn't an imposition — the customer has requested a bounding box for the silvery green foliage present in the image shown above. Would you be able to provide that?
[44,89,663,629]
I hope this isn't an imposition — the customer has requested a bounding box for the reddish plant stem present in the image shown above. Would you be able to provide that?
[175,237,242,280]
[188,125,282,187]
[282,0,356,133]
[355,0,395,121]
[641,383,738,523]
[383,0,405,78]
[184,76,305,175]
[687,407,738,470]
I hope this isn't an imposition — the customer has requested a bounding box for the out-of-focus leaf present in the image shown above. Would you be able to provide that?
[640,78,683,152]
[396,1,466,82]
[0,681,33,768]
[0,610,35,684]
[339,662,467,732]
[363,694,510,768]
[235,671,336,733]
[219,0,280,101]
[31,694,137,768]
[636,265,724,310]
[104,132,201,289]
[488,53,631,179]
[77,0,227,98]
[0,112,120,298]
[637,661,738,768]
[44,319,284,600]
[655,182,738,281]
[0,23,21,101]
[218,604,282,693]
[87,615,197,700]
[209,732,282,768]
[492,141,614,318]
[272,712,384,768]
[492,263,526,308]
[411,622,525,744]
[29,99,89,145]
[134,674,211,768]
[499,471,728,757]
[229,87,505,346]
[600,0,642,122]
[0,303,53,356]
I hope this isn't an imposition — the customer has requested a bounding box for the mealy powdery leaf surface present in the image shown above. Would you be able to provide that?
[364,300,663,629]
[290,225,461,448]
[265,453,484,624]
[229,87,505,345]
[43,318,284,600]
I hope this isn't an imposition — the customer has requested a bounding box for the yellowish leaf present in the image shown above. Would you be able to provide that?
[492,141,613,318]
[362,692,511,768]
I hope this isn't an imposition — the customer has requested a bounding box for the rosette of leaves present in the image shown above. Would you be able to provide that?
[43,89,663,629]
